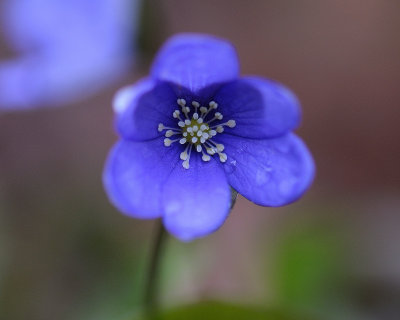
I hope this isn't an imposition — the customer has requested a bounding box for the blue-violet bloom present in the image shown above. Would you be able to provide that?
[0,0,141,110]
[103,34,315,241]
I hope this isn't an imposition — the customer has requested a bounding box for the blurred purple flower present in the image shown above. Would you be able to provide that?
[103,34,315,241]
[0,0,141,110]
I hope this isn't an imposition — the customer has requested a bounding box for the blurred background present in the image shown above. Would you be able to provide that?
[1,0,400,319]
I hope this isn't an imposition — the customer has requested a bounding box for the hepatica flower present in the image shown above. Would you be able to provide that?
[0,0,141,110]
[104,34,315,241]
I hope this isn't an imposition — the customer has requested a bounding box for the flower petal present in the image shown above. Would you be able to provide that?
[103,138,180,219]
[0,0,140,109]
[161,155,231,241]
[219,133,315,206]
[151,33,239,96]
[214,77,301,138]
[116,78,178,140]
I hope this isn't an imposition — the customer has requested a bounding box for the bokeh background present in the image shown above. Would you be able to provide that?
[1,0,400,319]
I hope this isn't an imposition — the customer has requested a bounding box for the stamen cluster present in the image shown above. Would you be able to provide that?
[158,98,236,169]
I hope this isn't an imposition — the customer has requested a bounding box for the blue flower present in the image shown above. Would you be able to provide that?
[0,0,141,110]
[103,34,315,241]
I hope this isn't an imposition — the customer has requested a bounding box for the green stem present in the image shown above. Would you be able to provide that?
[144,220,167,317]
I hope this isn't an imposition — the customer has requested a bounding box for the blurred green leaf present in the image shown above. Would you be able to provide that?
[143,301,313,320]
[273,225,346,313]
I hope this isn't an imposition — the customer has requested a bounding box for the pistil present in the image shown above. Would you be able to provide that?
[159,98,236,169]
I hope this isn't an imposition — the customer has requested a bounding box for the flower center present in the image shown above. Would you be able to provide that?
[158,98,236,169]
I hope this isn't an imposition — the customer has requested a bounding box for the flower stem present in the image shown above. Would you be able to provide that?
[144,220,167,317]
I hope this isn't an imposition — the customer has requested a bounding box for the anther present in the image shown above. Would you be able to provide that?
[180,145,189,160]
[164,138,178,147]
[199,106,207,114]
[182,145,193,169]
[215,112,223,120]
[172,110,181,119]
[161,98,236,168]
[180,152,188,160]
[165,130,175,137]
[226,120,236,128]
[182,160,190,169]
[209,101,218,109]
[206,147,216,155]
[177,98,186,107]
[219,153,227,162]
[202,152,211,161]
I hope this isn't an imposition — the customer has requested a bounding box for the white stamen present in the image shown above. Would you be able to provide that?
[180,145,189,160]
[173,110,181,119]
[202,152,211,161]
[165,130,178,137]
[182,160,190,169]
[215,112,223,120]
[192,101,200,113]
[163,98,235,167]
[210,119,236,129]
[164,138,178,147]
[226,120,236,128]
[177,98,186,107]
[182,144,193,169]
[209,139,225,151]
[219,153,227,162]
[209,101,218,109]
[206,147,216,155]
